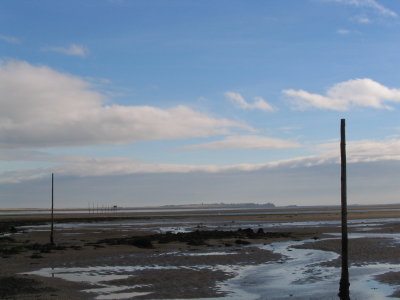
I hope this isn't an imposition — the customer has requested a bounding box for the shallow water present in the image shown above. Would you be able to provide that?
[212,239,400,300]
[26,234,400,299]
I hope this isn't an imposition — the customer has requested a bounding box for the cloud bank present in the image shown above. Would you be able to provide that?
[2,157,400,208]
[1,137,400,183]
[284,78,400,110]
[0,60,250,148]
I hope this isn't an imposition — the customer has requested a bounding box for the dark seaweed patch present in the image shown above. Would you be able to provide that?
[98,228,292,248]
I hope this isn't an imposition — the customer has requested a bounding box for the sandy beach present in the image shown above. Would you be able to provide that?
[1,206,400,299]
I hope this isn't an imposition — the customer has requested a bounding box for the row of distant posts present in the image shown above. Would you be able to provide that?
[48,174,120,245]
[87,204,119,215]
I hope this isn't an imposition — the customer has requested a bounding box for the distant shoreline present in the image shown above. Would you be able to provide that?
[1,202,400,211]
[1,204,400,225]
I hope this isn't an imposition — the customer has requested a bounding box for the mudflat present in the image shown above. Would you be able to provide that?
[0,205,399,299]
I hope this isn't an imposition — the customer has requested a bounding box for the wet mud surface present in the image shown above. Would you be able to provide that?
[100,268,232,299]
[1,209,400,299]
[295,237,400,266]
[0,276,56,299]
[376,272,400,298]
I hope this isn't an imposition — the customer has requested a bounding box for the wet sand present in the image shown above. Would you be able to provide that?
[1,206,400,299]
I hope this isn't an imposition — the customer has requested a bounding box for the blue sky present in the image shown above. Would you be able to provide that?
[1,0,400,208]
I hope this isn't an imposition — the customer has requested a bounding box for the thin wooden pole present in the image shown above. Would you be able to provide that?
[339,119,350,299]
[50,173,54,245]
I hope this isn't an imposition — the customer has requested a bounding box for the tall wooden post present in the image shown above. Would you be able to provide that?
[50,173,54,245]
[339,119,350,299]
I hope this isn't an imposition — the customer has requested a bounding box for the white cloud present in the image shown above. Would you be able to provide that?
[0,34,20,44]
[352,15,371,23]
[225,92,276,112]
[325,0,397,17]
[43,44,88,57]
[283,78,400,111]
[0,169,48,184]
[0,60,251,148]
[316,138,400,163]
[249,137,400,168]
[0,155,268,183]
[180,135,300,150]
[337,29,351,35]
[279,126,302,135]
[0,149,49,161]
[107,0,125,3]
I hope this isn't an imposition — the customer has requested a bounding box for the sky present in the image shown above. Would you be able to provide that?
[1,0,400,208]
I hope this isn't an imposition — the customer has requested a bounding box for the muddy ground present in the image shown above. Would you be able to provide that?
[0,208,399,299]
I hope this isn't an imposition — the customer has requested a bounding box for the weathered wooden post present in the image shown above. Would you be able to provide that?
[50,173,55,245]
[339,119,350,299]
